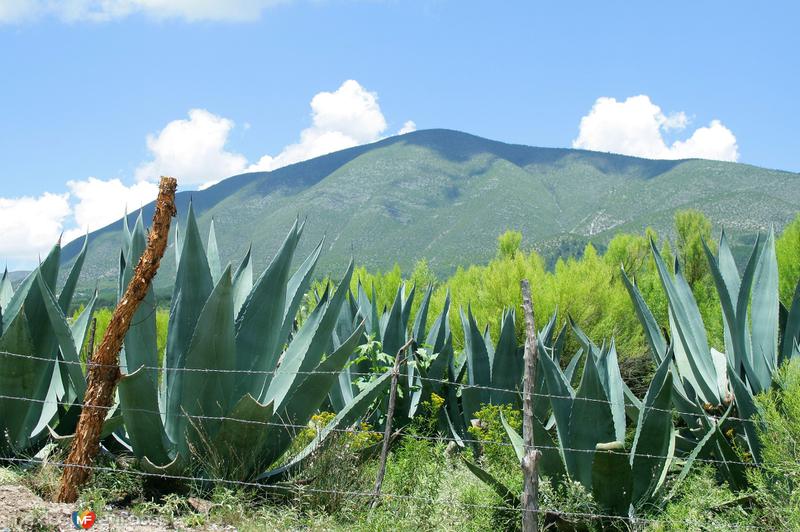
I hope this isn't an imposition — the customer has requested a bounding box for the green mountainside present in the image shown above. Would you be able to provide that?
[60,128,800,302]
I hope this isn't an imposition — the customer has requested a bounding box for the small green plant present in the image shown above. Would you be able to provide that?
[467,403,522,474]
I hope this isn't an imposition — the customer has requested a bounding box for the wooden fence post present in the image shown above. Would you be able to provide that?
[56,177,177,503]
[520,279,541,532]
[371,337,414,509]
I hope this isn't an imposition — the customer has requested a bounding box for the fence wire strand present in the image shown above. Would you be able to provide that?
[0,349,762,426]
[0,344,771,530]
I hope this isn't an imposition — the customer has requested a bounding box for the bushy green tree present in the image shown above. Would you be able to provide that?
[496,230,522,259]
[777,214,800,305]
[674,209,716,288]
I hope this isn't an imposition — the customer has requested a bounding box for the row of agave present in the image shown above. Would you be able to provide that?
[315,227,800,518]
[1,208,798,519]
[0,208,394,484]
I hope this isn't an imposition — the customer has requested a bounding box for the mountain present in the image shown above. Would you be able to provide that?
[60,128,800,303]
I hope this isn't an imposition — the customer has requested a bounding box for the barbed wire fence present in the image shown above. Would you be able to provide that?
[0,347,767,530]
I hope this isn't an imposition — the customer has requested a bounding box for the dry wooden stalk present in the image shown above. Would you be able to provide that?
[371,337,414,509]
[56,176,177,503]
[520,279,541,532]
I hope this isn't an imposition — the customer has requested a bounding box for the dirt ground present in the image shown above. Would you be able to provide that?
[0,483,183,531]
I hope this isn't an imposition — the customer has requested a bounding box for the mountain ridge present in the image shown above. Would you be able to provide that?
[57,128,799,302]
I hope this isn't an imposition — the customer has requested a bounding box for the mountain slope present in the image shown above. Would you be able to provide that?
[60,129,800,301]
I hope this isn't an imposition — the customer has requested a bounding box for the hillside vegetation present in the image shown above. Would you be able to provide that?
[58,129,800,303]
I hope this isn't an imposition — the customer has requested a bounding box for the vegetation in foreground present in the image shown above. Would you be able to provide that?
[3,358,800,531]
[2,208,800,530]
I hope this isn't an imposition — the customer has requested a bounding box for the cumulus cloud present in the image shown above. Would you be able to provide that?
[63,177,159,241]
[0,178,159,269]
[0,193,71,267]
[572,95,739,162]
[144,80,413,184]
[247,80,390,172]
[0,0,285,23]
[398,120,417,135]
[3,79,413,266]
[135,109,248,186]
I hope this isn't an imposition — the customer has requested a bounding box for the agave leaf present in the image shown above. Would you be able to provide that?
[733,235,765,389]
[412,285,433,344]
[281,322,366,425]
[58,235,87,313]
[119,215,158,373]
[539,348,574,462]
[264,262,354,409]
[141,454,186,476]
[726,361,763,463]
[651,241,719,404]
[356,281,378,337]
[278,238,323,348]
[621,269,667,363]
[568,352,615,487]
[0,309,52,453]
[212,395,274,480]
[232,245,254,317]
[207,219,222,285]
[234,221,300,396]
[117,366,174,466]
[165,202,213,443]
[426,333,454,396]
[592,443,632,516]
[173,221,181,269]
[490,310,522,407]
[0,267,14,310]
[667,423,717,502]
[461,307,491,399]
[751,228,779,381]
[400,283,416,333]
[70,291,97,360]
[35,275,86,398]
[381,284,407,357]
[179,266,236,451]
[596,341,627,443]
[630,356,674,505]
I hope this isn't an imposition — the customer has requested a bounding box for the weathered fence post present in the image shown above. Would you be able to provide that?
[56,176,177,503]
[371,337,414,509]
[520,279,541,532]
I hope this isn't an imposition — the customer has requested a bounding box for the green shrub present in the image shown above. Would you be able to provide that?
[747,359,800,529]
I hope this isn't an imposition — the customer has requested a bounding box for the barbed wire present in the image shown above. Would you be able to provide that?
[0,392,764,469]
[0,455,657,526]
[0,349,762,426]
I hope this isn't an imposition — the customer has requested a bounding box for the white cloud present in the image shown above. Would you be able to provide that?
[143,80,412,181]
[3,79,413,267]
[247,79,390,172]
[0,193,71,268]
[398,120,417,135]
[63,177,159,241]
[572,95,739,162]
[0,0,285,23]
[136,109,248,186]
[0,178,159,269]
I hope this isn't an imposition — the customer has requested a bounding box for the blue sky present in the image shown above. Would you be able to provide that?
[0,1,798,267]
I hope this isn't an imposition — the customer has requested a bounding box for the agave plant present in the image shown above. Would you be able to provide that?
[115,206,391,481]
[327,280,451,429]
[622,230,800,486]
[465,321,713,517]
[0,237,96,456]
